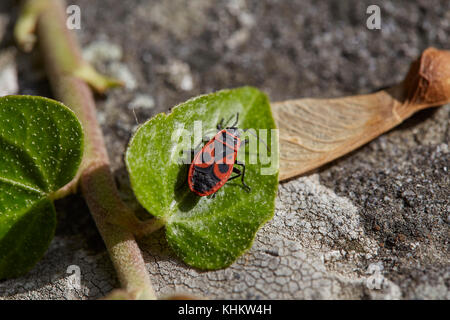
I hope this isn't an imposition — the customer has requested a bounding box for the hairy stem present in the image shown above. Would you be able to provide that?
[24,0,157,299]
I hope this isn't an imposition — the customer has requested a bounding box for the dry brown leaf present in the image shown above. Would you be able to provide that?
[273,47,450,181]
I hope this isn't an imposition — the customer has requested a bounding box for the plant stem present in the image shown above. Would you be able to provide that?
[29,0,157,299]
[14,0,49,52]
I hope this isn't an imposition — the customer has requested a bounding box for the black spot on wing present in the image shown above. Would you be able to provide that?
[218,163,230,173]
[192,164,221,193]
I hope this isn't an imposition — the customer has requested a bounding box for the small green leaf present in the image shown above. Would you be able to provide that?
[126,87,279,269]
[0,95,83,279]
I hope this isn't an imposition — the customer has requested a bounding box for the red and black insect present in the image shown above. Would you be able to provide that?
[188,113,250,197]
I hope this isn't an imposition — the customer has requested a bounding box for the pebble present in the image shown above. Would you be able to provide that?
[128,94,155,110]
[0,49,18,96]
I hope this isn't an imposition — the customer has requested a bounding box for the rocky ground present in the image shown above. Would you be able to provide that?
[0,0,448,299]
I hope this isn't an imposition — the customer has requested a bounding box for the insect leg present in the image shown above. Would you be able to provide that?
[233,161,251,192]
[227,167,242,181]
[208,192,217,199]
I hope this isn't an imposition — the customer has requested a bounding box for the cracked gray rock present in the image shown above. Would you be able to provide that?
[141,175,390,300]
[0,0,448,300]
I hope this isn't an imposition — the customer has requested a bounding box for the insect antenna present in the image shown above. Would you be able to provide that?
[229,113,239,128]
[223,113,238,128]
[241,128,270,152]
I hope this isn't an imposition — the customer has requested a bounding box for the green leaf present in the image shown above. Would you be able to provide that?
[126,87,279,269]
[0,95,83,279]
